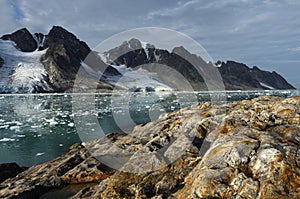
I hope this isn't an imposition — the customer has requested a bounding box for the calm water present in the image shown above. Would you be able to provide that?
[0,90,298,166]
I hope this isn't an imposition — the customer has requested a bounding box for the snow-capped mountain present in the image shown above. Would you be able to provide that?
[99,38,295,91]
[0,26,118,93]
[0,27,295,93]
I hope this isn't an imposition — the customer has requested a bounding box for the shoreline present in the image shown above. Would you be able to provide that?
[1,95,300,198]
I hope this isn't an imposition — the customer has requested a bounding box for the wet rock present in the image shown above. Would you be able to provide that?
[1,96,299,198]
[0,144,114,198]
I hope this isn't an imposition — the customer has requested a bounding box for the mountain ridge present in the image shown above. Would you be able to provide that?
[103,38,295,90]
[0,27,295,93]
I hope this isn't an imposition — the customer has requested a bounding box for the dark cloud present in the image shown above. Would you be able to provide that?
[0,0,299,85]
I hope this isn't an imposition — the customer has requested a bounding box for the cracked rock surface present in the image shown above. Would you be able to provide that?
[1,96,299,198]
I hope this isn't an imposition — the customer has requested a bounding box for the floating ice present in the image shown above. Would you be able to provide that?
[0,138,16,142]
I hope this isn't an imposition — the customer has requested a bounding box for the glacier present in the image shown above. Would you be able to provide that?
[0,39,51,93]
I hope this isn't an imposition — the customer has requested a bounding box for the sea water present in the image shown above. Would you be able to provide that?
[0,90,298,166]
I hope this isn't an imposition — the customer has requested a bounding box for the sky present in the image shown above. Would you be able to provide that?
[0,0,299,87]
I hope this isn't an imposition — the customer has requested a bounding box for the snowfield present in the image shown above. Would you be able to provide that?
[97,53,172,92]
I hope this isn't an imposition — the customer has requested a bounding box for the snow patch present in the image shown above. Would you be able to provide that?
[140,41,148,49]
[106,64,172,92]
[154,50,160,61]
[99,53,109,63]
[259,82,274,90]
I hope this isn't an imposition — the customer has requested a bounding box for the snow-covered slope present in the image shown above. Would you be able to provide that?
[98,52,172,92]
[0,40,50,93]
[105,63,172,92]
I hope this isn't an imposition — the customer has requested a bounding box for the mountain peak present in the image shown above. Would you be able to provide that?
[127,38,142,49]
[172,46,191,56]
[1,28,37,52]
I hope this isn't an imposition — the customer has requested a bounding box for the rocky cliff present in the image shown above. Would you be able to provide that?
[218,61,295,90]
[1,96,299,198]
[1,28,37,52]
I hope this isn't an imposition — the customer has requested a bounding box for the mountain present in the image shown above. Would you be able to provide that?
[217,61,295,90]
[0,26,119,93]
[0,27,295,93]
[102,38,295,91]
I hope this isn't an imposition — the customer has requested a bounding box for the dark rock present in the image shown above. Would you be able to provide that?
[0,163,27,183]
[0,57,3,68]
[106,38,148,67]
[219,60,262,90]
[106,39,209,90]
[40,26,120,92]
[105,39,295,91]
[251,66,295,89]
[40,26,91,91]
[1,28,37,52]
[145,86,155,92]
[34,32,46,50]
[219,61,295,90]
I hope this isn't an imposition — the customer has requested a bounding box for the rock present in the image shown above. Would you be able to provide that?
[40,26,91,91]
[105,39,295,90]
[105,38,148,67]
[0,57,3,68]
[34,32,46,50]
[251,66,295,89]
[40,26,120,92]
[0,163,27,183]
[218,60,262,89]
[1,96,299,198]
[1,28,37,52]
[218,61,295,90]
[0,144,114,198]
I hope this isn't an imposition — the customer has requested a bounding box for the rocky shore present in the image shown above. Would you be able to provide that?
[1,96,300,198]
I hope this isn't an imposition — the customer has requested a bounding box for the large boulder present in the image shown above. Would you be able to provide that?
[1,28,37,52]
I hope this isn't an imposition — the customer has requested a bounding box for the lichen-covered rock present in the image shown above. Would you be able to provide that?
[0,96,299,198]
[0,144,114,198]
